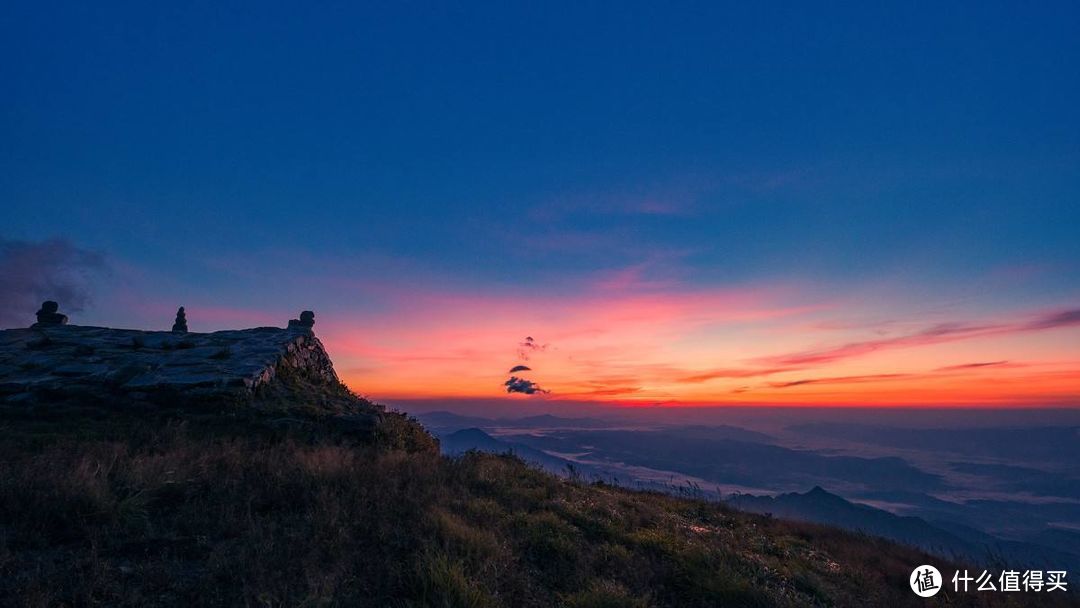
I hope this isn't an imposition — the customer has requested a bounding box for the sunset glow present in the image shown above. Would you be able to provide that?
[6,5,1080,605]
[4,2,1078,410]
[298,274,1080,406]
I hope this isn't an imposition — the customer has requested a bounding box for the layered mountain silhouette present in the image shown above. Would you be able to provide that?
[728,487,1080,574]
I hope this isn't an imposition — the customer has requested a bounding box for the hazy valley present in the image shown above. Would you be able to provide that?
[414,408,1080,576]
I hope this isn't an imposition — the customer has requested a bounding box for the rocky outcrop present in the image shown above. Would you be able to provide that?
[32,301,68,327]
[171,306,188,332]
[0,323,351,410]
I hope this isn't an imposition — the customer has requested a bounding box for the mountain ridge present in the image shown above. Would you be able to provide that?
[1,322,1075,606]
[727,486,1080,575]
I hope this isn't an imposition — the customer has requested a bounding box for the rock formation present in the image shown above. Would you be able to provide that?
[32,301,68,327]
[171,306,188,332]
[0,317,359,414]
[287,310,315,330]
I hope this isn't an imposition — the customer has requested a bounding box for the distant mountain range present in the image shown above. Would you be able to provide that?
[438,428,584,476]
[416,410,615,431]
[791,423,1080,466]
[438,424,1080,576]
[729,487,1080,574]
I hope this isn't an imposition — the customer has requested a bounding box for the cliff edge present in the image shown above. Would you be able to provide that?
[0,307,436,453]
[0,324,341,408]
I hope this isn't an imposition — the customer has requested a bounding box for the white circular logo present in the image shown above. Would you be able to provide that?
[910,565,942,597]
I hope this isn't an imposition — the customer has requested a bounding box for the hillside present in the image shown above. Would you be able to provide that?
[438,428,591,477]
[1,324,1075,606]
[728,487,1080,575]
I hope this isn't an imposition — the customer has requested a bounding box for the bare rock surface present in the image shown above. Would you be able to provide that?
[0,324,348,410]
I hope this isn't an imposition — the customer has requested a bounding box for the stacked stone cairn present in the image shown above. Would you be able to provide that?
[287,310,315,330]
[32,301,68,327]
[172,307,188,332]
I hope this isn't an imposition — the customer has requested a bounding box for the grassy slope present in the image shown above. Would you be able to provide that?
[0,405,1073,608]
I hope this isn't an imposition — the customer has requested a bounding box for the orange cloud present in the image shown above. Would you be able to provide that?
[313,273,1080,407]
[755,308,1080,368]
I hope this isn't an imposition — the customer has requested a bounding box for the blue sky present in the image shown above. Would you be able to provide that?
[2,2,1079,404]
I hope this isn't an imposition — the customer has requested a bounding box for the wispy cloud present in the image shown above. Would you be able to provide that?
[678,367,798,383]
[757,322,1001,366]
[934,361,1015,372]
[1023,309,1080,331]
[516,336,548,360]
[768,373,912,388]
[529,186,700,223]
[757,308,1080,368]
[0,238,107,328]
[557,385,643,397]
[323,274,810,399]
[121,245,1077,406]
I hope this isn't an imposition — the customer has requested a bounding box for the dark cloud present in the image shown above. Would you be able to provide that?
[516,336,548,360]
[935,360,1013,372]
[757,307,1080,368]
[505,337,551,395]
[1023,309,1080,330]
[504,376,548,395]
[678,366,798,383]
[0,238,107,328]
[768,373,910,388]
[556,380,641,397]
[760,323,1002,367]
[576,386,641,396]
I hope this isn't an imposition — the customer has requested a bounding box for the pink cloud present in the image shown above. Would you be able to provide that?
[678,367,799,383]
[315,271,819,400]
[934,360,1018,372]
[768,373,913,389]
[756,308,1080,368]
[87,246,1080,407]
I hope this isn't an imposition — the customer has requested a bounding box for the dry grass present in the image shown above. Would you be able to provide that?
[0,411,1072,608]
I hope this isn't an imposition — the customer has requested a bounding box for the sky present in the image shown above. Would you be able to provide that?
[2,2,1079,408]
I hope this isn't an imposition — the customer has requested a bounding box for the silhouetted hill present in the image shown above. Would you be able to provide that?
[507,414,613,428]
[10,412,1068,607]
[727,487,1080,575]
[440,427,506,450]
[664,424,776,443]
[1,324,1075,606]
[414,410,496,430]
[508,429,944,492]
[438,428,593,478]
[791,423,1080,464]
[729,487,977,556]
[415,410,615,431]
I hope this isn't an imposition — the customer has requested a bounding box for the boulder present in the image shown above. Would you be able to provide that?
[287,310,315,330]
[32,301,68,327]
